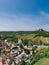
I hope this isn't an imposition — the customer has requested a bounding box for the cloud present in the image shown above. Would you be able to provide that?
[0,12,40,31]
[0,11,49,31]
[40,11,49,18]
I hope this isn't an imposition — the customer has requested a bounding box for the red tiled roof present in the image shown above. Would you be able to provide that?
[0,60,3,65]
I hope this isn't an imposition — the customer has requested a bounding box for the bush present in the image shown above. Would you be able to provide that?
[23,39,29,45]
[19,43,24,49]
[18,60,26,65]
[47,52,49,58]
[24,49,30,54]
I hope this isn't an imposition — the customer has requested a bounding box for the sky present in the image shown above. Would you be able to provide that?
[0,0,49,31]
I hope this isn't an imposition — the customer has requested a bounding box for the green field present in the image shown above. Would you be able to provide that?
[34,58,49,65]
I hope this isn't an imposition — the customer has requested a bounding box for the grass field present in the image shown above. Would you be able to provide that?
[34,58,49,65]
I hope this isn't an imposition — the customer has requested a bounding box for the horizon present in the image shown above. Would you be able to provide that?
[0,29,49,32]
[0,0,49,31]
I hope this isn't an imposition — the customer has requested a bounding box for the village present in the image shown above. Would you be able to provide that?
[0,38,48,65]
[0,38,30,65]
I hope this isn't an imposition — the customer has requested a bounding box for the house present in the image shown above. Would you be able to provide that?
[6,53,10,59]
[15,58,20,64]
[6,42,11,46]
[5,39,7,43]
[16,53,30,62]
[18,38,22,43]
[11,43,17,49]
[0,57,3,65]
[18,49,23,54]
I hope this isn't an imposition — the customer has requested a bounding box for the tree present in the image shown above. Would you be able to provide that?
[27,40,33,46]
[19,43,24,49]
[23,39,29,45]
[24,49,30,54]
[18,60,26,65]
[40,40,43,45]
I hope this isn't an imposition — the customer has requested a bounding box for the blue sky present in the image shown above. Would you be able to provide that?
[0,0,49,31]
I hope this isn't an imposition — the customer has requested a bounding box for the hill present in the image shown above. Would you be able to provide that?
[0,29,49,44]
[34,58,49,65]
[19,29,49,44]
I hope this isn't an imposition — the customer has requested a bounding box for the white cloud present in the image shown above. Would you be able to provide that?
[40,11,49,18]
[0,11,49,31]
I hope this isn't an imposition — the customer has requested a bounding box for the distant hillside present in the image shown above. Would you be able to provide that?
[0,29,49,44]
[18,29,49,44]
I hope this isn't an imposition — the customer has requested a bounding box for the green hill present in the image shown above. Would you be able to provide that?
[19,29,49,44]
[0,29,49,44]
[34,58,49,65]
